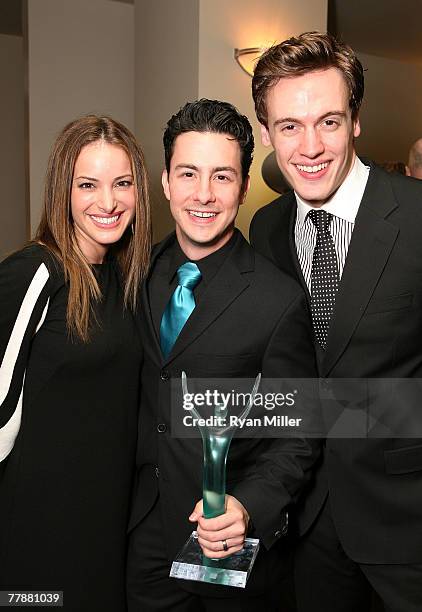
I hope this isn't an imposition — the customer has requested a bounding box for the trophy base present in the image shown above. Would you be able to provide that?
[170,531,260,588]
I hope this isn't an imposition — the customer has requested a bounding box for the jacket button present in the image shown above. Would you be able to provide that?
[274,530,282,538]
[321,378,331,391]
[155,466,160,477]
[281,524,288,536]
[160,369,170,381]
[157,423,167,433]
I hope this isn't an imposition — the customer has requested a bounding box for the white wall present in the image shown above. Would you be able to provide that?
[26,0,135,235]
[0,34,26,259]
[356,52,422,164]
[198,0,328,237]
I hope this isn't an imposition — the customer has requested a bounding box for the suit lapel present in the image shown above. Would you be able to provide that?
[164,234,252,364]
[140,233,176,366]
[322,165,399,375]
[269,192,310,300]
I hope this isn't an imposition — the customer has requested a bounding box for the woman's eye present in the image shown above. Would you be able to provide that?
[116,180,133,188]
[79,182,94,189]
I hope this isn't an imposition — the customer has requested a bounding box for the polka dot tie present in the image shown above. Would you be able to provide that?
[308,210,339,349]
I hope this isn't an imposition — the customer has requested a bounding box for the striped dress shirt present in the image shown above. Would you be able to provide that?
[294,156,370,291]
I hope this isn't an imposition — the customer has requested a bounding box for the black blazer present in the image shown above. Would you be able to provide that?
[129,230,319,596]
[250,162,422,564]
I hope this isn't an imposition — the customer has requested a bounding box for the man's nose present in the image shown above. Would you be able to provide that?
[193,178,216,205]
[299,128,324,159]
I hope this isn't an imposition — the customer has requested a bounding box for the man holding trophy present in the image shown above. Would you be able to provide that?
[127,99,319,611]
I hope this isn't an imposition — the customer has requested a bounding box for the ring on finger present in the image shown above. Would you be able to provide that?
[222,539,229,552]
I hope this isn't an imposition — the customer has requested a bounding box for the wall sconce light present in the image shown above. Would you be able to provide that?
[234,47,264,77]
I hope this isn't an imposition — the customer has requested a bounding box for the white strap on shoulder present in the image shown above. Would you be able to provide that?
[0,263,50,461]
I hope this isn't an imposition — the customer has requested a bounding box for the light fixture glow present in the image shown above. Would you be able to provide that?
[234,47,264,77]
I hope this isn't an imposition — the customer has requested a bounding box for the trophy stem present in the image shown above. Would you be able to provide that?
[202,433,233,519]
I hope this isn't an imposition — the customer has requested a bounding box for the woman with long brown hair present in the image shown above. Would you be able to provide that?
[0,115,151,610]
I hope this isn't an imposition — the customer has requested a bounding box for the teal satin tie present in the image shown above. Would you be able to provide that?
[160,262,202,359]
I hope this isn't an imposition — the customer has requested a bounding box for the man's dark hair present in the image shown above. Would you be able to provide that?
[163,99,254,182]
[252,31,364,127]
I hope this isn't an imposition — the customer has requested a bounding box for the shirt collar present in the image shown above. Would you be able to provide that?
[167,229,238,284]
[295,156,370,227]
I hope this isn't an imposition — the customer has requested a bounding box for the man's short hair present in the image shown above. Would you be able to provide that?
[252,31,364,127]
[163,99,254,182]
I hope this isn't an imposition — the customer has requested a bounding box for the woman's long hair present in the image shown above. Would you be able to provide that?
[34,115,151,341]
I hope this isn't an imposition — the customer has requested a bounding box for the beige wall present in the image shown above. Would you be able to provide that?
[7,2,420,251]
[136,0,327,241]
[0,34,26,260]
[198,0,328,238]
[26,0,135,235]
[356,52,422,164]
[134,0,199,240]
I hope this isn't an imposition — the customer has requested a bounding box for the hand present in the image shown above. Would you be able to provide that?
[189,495,249,559]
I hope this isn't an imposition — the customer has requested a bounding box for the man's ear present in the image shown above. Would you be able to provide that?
[405,165,411,177]
[260,123,272,147]
[239,175,251,205]
[161,168,170,201]
[353,117,361,138]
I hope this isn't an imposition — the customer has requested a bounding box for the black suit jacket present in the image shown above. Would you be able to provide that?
[129,230,319,596]
[250,162,422,564]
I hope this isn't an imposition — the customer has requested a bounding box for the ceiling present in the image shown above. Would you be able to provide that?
[1,0,421,65]
[328,0,422,65]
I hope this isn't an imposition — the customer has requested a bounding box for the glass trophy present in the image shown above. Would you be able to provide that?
[170,372,261,588]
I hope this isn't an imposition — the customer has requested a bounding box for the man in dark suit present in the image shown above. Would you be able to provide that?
[249,31,422,612]
[126,99,319,611]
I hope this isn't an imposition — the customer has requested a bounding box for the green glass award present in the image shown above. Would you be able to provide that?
[170,372,261,588]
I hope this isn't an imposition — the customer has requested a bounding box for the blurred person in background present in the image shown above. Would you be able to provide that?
[406,137,422,179]
[378,160,407,175]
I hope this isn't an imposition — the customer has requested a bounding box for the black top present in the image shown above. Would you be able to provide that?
[0,245,141,611]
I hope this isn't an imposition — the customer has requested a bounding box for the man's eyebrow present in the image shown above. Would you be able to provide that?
[319,110,348,121]
[174,164,238,174]
[273,110,347,128]
[214,166,238,174]
[174,164,198,171]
